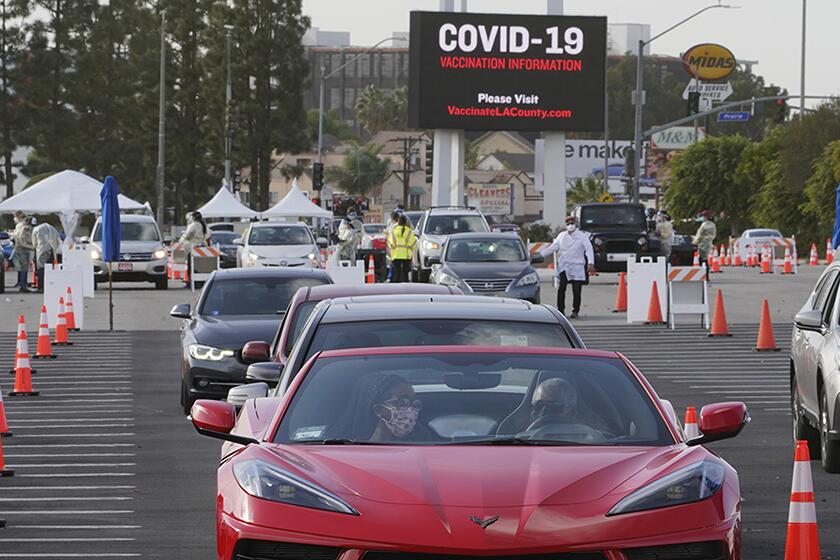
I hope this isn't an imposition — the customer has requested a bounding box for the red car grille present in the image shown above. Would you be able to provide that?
[623,541,726,560]
[363,553,604,560]
[233,540,342,560]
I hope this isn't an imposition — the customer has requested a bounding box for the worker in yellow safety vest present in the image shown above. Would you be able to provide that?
[387,214,416,283]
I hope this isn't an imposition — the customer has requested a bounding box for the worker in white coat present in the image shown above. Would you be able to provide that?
[539,216,595,319]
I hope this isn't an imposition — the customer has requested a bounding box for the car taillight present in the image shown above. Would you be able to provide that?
[372,238,387,250]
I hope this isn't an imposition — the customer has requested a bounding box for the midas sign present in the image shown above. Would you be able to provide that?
[682,43,736,81]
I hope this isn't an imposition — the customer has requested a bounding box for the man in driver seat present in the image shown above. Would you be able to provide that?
[528,378,578,430]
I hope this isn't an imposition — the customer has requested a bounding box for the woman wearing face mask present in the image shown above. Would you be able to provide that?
[367,375,427,442]
[539,216,595,319]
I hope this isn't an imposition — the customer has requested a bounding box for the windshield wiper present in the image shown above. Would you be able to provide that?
[301,438,384,445]
[448,436,582,446]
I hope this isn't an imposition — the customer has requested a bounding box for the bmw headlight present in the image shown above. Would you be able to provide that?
[637,237,647,246]
[516,272,539,287]
[90,249,101,260]
[437,272,460,287]
[233,459,358,515]
[188,344,235,361]
[423,240,441,251]
[153,248,167,259]
[607,461,725,516]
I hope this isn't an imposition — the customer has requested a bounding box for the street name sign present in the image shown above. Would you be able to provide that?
[717,111,750,123]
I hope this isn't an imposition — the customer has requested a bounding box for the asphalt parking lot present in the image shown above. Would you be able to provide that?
[0,266,837,559]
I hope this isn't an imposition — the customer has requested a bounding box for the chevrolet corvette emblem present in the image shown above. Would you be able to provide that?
[468,515,499,529]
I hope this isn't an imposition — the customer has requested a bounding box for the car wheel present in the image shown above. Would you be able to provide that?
[155,278,168,290]
[181,382,195,415]
[419,268,431,283]
[819,389,840,473]
[792,373,820,456]
[410,267,420,283]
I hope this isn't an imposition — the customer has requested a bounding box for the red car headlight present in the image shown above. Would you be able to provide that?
[233,459,359,515]
[607,460,725,516]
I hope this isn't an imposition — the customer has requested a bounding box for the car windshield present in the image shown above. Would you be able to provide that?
[200,277,328,316]
[445,238,526,262]
[748,230,782,238]
[210,232,238,244]
[274,352,672,446]
[93,222,159,242]
[425,215,488,236]
[305,319,571,361]
[580,206,646,229]
[286,301,319,354]
[249,226,312,246]
[364,225,385,234]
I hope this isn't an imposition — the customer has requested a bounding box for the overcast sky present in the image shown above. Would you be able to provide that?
[302,0,838,109]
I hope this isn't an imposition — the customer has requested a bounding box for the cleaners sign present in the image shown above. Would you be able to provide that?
[408,11,607,132]
[467,183,513,215]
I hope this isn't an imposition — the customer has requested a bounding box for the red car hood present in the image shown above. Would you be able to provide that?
[262,444,686,507]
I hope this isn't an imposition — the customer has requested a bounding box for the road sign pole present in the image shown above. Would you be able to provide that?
[632,39,644,204]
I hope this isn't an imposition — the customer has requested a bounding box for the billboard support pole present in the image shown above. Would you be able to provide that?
[543,0,566,228]
[431,130,465,207]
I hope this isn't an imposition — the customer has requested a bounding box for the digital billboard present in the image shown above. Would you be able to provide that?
[408,11,607,132]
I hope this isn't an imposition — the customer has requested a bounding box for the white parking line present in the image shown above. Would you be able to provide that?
[11,525,141,529]
[688,385,788,389]
[0,510,134,514]
[10,418,134,423]
[3,486,136,490]
[706,390,789,394]
[17,473,136,478]
[5,409,132,415]
[2,399,132,404]
[11,424,135,429]
[0,554,141,557]
[20,381,132,385]
[5,454,136,458]
[6,444,135,448]
[0,497,134,501]
[7,463,136,468]
[0,539,136,543]
[18,392,134,396]
[11,433,135,438]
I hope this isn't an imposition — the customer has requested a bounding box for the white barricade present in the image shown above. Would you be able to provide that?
[43,264,85,330]
[667,266,709,329]
[61,245,95,298]
[190,246,221,292]
[326,259,366,285]
[626,256,667,324]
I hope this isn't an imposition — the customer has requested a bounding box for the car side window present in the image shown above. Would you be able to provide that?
[812,270,839,313]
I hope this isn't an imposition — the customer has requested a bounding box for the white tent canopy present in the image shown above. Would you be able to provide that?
[195,185,258,219]
[0,170,144,240]
[262,180,332,219]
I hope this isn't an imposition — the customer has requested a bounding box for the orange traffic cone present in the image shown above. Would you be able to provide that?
[9,315,39,396]
[0,434,12,477]
[784,440,821,560]
[761,245,773,274]
[708,289,731,337]
[612,271,628,313]
[683,406,699,439]
[782,247,794,274]
[65,287,79,331]
[692,251,699,267]
[644,281,665,325]
[809,243,819,266]
[0,388,11,437]
[747,245,756,267]
[54,297,72,346]
[754,299,779,352]
[8,316,36,376]
[34,305,56,360]
[709,247,720,273]
[734,246,744,267]
[365,255,375,284]
[826,239,834,265]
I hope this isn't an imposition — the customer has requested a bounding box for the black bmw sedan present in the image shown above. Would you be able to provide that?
[170,267,331,413]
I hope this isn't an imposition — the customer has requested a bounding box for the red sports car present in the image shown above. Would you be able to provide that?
[190,346,748,560]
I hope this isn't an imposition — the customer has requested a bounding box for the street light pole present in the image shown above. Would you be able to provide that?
[800,0,806,120]
[223,24,234,191]
[155,13,166,225]
[316,36,408,164]
[631,3,735,203]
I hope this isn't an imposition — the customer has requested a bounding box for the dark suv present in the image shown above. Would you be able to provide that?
[573,203,660,272]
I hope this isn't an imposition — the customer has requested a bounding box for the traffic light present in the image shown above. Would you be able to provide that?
[774,98,787,124]
[232,170,241,192]
[687,91,700,116]
[312,162,324,191]
[425,140,434,184]
[623,147,635,178]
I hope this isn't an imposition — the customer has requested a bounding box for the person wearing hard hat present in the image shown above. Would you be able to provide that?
[10,211,34,292]
[539,216,595,319]
[693,210,717,271]
[387,214,416,283]
[32,220,61,292]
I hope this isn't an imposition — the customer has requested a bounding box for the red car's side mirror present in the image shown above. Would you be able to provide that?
[190,400,258,446]
[686,402,750,446]
[242,341,271,364]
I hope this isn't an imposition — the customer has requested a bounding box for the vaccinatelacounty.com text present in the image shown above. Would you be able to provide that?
[446,105,573,119]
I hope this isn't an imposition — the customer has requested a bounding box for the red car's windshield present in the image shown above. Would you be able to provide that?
[274,352,673,446]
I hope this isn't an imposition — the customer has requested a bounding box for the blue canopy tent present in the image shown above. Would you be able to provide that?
[100,176,121,331]
[833,184,840,252]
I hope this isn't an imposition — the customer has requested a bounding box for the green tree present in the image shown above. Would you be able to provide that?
[566,176,607,206]
[0,0,29,198]
[306,108,358,145]
[326,142,390,196]
[279,161,305,180]
[664,135,755,235]
[801,141,840,241]
[355,85,408,136]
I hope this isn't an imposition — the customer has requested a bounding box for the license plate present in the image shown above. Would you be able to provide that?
[117,262,133,272]
[607,253,634,262]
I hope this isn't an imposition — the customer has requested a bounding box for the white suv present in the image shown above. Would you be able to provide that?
[412,207,490,282]
[88,214,168,289]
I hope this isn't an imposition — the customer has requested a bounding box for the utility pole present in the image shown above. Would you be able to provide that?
[223,24,234,191]
[155,13,165,225]
[389,136,422,208]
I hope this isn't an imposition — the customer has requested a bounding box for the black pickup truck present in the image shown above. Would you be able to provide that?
[572,202,661,272]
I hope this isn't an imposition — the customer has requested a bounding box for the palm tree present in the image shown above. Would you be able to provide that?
[326,143,391,197]
[355,86,389,136]
[566,176,609,206]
